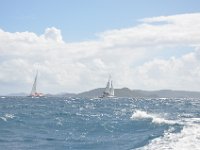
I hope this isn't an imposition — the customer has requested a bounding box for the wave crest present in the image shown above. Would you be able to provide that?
[137,118,200,150]
[130,110,177,125]
[0,113,15,122]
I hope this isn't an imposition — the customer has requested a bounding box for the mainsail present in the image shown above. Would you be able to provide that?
[29,70,44,97]
[30,70,38,95]
[104,77,111,94]
[102,76,114,97]
[110,81,114,96]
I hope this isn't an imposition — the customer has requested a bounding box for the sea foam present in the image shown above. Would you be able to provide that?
[0,113,15,121]
[131,110,177,125]
[137,118,200,150]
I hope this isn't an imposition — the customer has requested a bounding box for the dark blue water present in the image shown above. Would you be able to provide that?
[0,97,200,150]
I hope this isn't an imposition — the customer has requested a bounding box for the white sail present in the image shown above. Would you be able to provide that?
[29,70,44,97]
[104,80,110,94]
[110,81,114,96]
[101,75,115,98]
[30,70,38,95]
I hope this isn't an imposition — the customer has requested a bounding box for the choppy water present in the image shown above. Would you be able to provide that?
[0,96,200,150]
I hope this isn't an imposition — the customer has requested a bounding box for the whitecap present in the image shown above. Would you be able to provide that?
[0,117,7,121]
[4,113,15,119]
[136,118,200,150]
[130,110,177,125]
[0,113,15,121]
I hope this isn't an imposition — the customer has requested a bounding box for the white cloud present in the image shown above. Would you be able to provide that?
[42,27,63,43]
[1,13,200,94]
[134,49,200,91]
[100,13,200,48]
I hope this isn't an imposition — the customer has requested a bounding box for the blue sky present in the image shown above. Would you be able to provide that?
[1,0,200,42]
[1,1,200,94]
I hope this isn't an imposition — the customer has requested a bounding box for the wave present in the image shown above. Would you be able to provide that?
[130,110,177,125]
[0,113,15,122]
[137,117,200,150]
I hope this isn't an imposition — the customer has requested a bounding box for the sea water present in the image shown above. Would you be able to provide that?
[0,97,200,150]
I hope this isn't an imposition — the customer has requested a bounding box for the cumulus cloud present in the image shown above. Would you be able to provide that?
[100,13,200,48]
[1,13,200,94]
[43,27,63,42]
[134,49,200,90]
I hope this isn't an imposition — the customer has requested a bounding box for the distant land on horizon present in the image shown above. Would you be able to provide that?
[4,88,200,98]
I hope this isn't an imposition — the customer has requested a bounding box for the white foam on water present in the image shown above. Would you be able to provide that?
[0,113,15,122]
[137,118,200,150]
[130,110,177,125]
[4,113,15,119]
[0,117,7,121]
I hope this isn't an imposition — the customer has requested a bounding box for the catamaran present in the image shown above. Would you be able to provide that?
[100,76,115,98]
[28,70,44,97]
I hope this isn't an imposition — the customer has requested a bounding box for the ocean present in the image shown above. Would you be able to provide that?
[0,96,200,150]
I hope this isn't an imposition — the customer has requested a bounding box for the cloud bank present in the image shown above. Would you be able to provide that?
[1,13,200,94]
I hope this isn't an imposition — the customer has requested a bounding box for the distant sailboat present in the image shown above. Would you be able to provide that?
[101,76,115,98]
[29,70,44,97]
